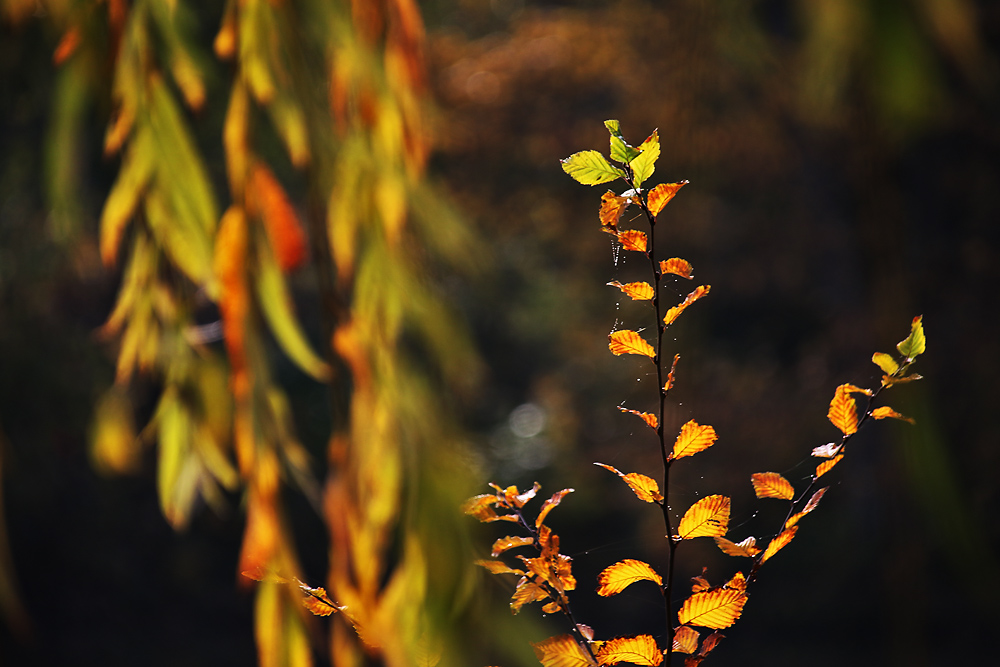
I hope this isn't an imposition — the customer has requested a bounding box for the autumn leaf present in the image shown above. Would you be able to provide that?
[672,626,700,654]
[811,443,842,458]
[663,285,711,326]
[697,632,724,657]
[870,406,914,424]
[595,463,663,503]
[596,635,663,666]
[827,385,859,435]
[714,536,761,557]
[750,472,794,500]
[677,495,730,539]
[298,582,339,616]
[815,454,843,479]
[600,191,633,230]
[671,420,718,460]
[663,354,680,393]
[461,493,501,521]
[619,406,658,429]
[647,182,687,216]
[690,573,711,592]
[785,487,828,528]
[492,536,535,557]
[761,526,798,563]
[871,352,899,375]
[511,578,550,614]
[609,330,655,359]
[608,281,655,301]
[617,230,648,252]
[491,481,540,508]
[678,586,748,629]
[532,634,597,667]
[562,150,627,186]
[596,559,663,597]
[536,488,575,528]
[475,559,526,576]
[629,130,660,189]
[896,315,926,360]
[660,258,693,279]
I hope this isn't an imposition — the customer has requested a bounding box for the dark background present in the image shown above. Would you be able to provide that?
[2,0,999,665]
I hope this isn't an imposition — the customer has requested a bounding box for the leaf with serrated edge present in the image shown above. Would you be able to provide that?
[827,385,859,435]
[660,257,693,279]
[511,578,550,613]
[672,626,700,654]
[871,406,914,424]
[536,488,574,528]
[677,495,730,539]
[678,587,747,629]
[750,472,794,500]
[664,285,711,326]
[896,315,926,359]
[609,330,655,358]
[562,150,626,186]
[617,230,647,252]
[671,420,717,460]
[596,635,663,666]
[491,536,535,557]
[532,634,596,667]
[872,352,899,375]
[600,191,632,229]
[608,280,655,301]
[761,526,798,563]
[714,536,760,557]
[619,406,658,429]
[596,559,663,597]
[629,130,660,189]
[815,454,843,479]
[648,181,687,216]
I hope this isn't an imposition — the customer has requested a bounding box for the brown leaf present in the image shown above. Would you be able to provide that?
[663,285,711,326]
[596,559,663,597]
[491,536,535,557]
[660,257,693,279]
[750,472,794,500]
[698,632,724,657]
[608,330,655,359]
[677,495,730,539]
[670,420,717,460]
[785,487,828,528]
[671,626,700,654]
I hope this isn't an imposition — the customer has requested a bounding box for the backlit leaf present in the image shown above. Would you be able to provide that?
[677,586,747,629]
[724,571,747,592]
[605,119,641,163]
[660,258,693,279]
[249,164,307,271]
[671,420,718,460]
[811,443,842,458]
[648,182,687,216]
[618,406,658,429]
[536,488,575,528]
[871,352,899,375]
[815,454,843,479]
[663,354,680,393]
[511,578,550,614]
[690,573,710,592]
[698,632,724,657]
[596,635,662,666]
[827,385,859,435]
[491,536,535,557]
[761,526,798,563]
[595,463,663,503]
[100,127,154,266]
[608,330,655,359]
[672,626,700,654]
[677,495,730,539]
[896,315,926,359]
[882,373,923,387]
[714,536,761,557]
[299,583,339,616]
[562,150,627,186]
[629,130,659,189]
[600,191,632,230]
[608,281,655,301]
[596,559,663,597]
[663,285,711,326]
[785,487,828,528]
[461,494,501,521]
[750,472,794,500]
[617,230,647,252]
[870,406,914,424]
[475,559,526,576]
[532,634,597,667]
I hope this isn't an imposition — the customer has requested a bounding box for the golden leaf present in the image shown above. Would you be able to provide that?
[670,420,718,460]
[660,257,693,279]
[596,559,663,597]
[491,536,535,557]
[536,488,575,528]
[785,487,828,528]
[663,354,680,392]
[608,280,655,301]
[677,495,730,539]
[461,494,501,521]
[713,536,760,557]
[815,454,843,479]
[648,181,688,216]
[871,352,899,375]
[299,583,339,616]
[599,190,632,230]
[761,526,798,563]
[608,330,655,359]
[596,635,663,666]
[511,578,550,614]
[750,472,794,500]
[663,285,711,326]
[827,385,859,435]
[677,587,748,629]
[475,559,525,576]
[617,230,648,252]
[596,463,664,503]
[672,626,700,654]
[532,634,597,667]
[870,406,914,424]
[619,406,658,429]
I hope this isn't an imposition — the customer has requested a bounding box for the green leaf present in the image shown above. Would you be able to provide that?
[604,119,621,134]
[896,315,926,359]
[605,119,641,164]
[561,150,626,185]
[629,130,660,189]
[872,352,899,375]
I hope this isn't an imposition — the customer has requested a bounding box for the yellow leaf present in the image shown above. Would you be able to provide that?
[536,488,575,528]
[617,229,648,252]
[474,559,525,576]
[647,181,687,216]
[677,495,730,539]
[750,472,794,500]
[870,405,914,424]
[871,352,899,375]
[724,571,747,592]
[815,454,843,479]
[671,420,717,460]
[100,127,154,266]
[660,257,693,279]
[511,578,550,614]
[596,635,663,666]
[89,386,139,475]
[595,463,663,503]
[896,315,926,359]
[713,536,760,557]
[827,385,859,435]
[761,526,798,563]
[671,626,700,654]
[532,634,597,667]
[618,406,658,429]
[608,330,655,359]
[596,559,663,597]
[461,494,501,521]
[663,285,711,326]
[677,587,748,629]
[491,536,535,557]
[608,280,655,301]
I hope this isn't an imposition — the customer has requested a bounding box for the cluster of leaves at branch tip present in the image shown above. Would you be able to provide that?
[465,122,926,667]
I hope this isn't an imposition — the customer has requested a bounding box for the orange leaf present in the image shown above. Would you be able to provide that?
[608,280,655,301]
[677,495,730,539]
[663,354,680,392]
[491,481,541,508]
[815,454,843,479]
[713,536,760,557]
[672,626,700,654]
[532,634,597,667]
[660,257,693,279]
[461,493,501,521]
[596,635,663,666]
[785,487,828,528]
[750,472,794,500]
[761,526,798,563]
[678,587,747,629]
[512,578,550,614]
[53,26,81,65]
[827,385,859,435]
[698,632,724,657]
[596,559,663,597]
[870,405,914,424]
[724,571,747,592]
[648,181,688,216]
[214,206,250,396]
[609,330,655,359]
[617,230,647,252]
[690,574,711,593]
[671,420,718,460]
[595,463,663,503]
[663,285,711,326]
[248,164,307,271]
[536,488,575,528]
[492,536,535,557]
[299,583,339,616]
[475,559,526,576]
[600,191,632,230]
[619,406,658,429]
